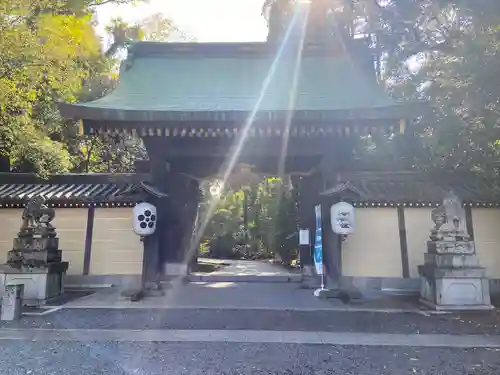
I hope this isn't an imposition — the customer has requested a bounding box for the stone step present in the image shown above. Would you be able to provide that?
[424,253,480,268]
[188,274,302,283]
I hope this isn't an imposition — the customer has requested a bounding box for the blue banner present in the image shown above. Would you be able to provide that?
[313,205,323,275]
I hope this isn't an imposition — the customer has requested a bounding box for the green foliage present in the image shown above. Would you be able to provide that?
[0,0,176,177]
[264,0,500,181]
[201,177,298,265]
[372,0,500,177]
[0,1,101,175]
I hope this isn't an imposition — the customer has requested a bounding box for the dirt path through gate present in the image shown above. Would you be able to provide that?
[189,259,301,282]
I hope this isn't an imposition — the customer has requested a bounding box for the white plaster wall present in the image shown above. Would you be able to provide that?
[405,208,433,278]
[472,208,500,279]
[90,208,143,275]
[53,209,87,275]
[0,208,86,275]
[0,209,23,264]
[342,208,402,277]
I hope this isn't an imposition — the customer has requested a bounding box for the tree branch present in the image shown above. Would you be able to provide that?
[88,0,138,7]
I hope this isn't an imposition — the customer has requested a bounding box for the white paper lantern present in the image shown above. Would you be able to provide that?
[330,202,355,235]
[132,202,157,236]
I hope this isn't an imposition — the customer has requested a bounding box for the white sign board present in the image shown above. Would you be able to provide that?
[299,229,310,245]
[330,202,355,235]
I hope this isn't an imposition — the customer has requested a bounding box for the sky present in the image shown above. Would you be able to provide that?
[96,0,269,42]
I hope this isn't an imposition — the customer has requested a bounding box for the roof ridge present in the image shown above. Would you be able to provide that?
[128,39,370,59]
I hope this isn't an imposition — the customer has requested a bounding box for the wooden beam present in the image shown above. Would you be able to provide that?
[84,119,400,136]
[146,137,350,158]
[83,206,95,275]
[465,205,474,239]
[397,206,410,278]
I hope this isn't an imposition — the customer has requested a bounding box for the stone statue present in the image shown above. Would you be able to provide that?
[20,196,55,233]
[442,191,466,230]
[419,190,492,310]
[2,195,68,306]
[430,191,468,240]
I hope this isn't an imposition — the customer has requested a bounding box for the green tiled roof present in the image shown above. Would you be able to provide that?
[60,42,423,122]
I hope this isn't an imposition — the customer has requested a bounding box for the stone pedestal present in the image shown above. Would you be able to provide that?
[1,284,24,321]
[419,218,492,311]
[1,263,68,306]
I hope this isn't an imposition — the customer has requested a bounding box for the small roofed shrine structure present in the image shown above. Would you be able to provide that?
[59,11,425,289]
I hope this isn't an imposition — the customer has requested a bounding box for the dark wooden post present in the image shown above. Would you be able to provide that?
[295,176,313,272]
[82,206,95,276]
[158,172,200,276]
[119,179,169,301]
[294,172,323,286]
[318,183,362,298]
[320,195,344,290]
[181,178,201,270]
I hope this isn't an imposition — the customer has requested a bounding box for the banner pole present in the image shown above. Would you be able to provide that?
[321,265,326,290]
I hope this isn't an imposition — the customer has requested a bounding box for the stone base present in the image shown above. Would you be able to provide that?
[313,287,331,298]
[121,280,170,301]
[313,287,362,303]
[0,262,68,307]
[419,274,492,311]
[122,288,166,302]
[419,297,493,311]
[299,265,317,289]
[163,263,189,277]
[427,240,475,254]
[424,253,480,268]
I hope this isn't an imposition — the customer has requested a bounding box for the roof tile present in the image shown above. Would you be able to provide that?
[59,42,425,122]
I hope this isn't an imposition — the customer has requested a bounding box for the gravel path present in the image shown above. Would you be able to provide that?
[1,308,500,335]
[1,341,499,375]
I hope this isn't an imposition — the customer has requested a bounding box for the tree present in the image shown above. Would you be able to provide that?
[0,0,103,176]
[0,0,180,176]
[370,0,500,177]
[76,12,181,174]
[106,12,192,58]
[262,0,368,42]
[200,176,298,264]
[263,0,296,42]
[262,0,500,180]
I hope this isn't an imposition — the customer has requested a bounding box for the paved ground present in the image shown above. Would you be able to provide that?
[3,328,500,347]
[61,282,348,310]
[59,282,423,311]
[1,340,500,374]
[2,308,500,335]
[2,282,500,374]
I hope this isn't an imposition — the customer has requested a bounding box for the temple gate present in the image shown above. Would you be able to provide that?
[59,32,422,293]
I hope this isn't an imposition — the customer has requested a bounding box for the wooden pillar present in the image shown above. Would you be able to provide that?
[82,206,95,276]
[320,188,360,291]
[141,228,160,286]
[397,206,410,278]
[295,173,323,273]
[158,172,200,276]
[139,194,169,289]
[141,157,169,287]
[296,177,313,270]
[320,199,342,288]
[465,205,474,240]
[179,178,201,267]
